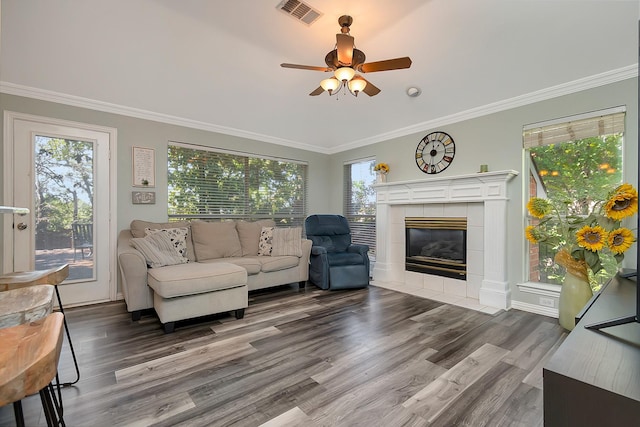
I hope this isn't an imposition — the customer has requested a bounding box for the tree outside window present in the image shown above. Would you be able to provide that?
[527,128,623,289]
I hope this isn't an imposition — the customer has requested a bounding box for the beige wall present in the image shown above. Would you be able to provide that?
[1,77,638,311]
[0,93,331,234]
[329,78,638,308]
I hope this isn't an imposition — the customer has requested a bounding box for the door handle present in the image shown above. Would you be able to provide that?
[16,222,28,231]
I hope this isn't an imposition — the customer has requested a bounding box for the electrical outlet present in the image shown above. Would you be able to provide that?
[539,297,555,308]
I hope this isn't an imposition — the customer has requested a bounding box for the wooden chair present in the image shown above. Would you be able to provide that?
[0,312,66,426]
[71,222,93,260]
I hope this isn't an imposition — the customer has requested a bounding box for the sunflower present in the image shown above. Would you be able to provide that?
[576,225,608,252]
[607,227,636,255]
[604,183,638,220]
[527,198,552,219]
[525,225,539,244]
[373,163,390,174]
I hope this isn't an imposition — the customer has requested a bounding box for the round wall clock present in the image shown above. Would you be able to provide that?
[415,131,456,174]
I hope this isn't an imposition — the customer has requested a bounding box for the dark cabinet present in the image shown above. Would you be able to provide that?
[543,274,640,426]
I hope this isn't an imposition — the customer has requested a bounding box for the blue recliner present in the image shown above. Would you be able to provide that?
[304,214,370,290]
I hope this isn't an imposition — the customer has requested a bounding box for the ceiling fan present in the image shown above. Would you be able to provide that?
[281,15,412,97]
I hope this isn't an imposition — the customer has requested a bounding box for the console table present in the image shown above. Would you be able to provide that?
[543,274,640,426]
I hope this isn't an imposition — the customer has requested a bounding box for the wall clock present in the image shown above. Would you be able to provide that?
[415,131,456,174]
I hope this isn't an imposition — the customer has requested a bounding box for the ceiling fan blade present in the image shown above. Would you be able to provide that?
[359,57,412,73]
[309,86,325,96]
[281,63,333,72]
[336,34,354,66]
[361,78,381,96]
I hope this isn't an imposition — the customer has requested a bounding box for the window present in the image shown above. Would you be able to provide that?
[524,108,625,287]
[344,158,377,255]
[168,143,307,225]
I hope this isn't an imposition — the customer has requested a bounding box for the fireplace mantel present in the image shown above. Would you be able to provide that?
[373,170,519,310]
[374,170,519,205]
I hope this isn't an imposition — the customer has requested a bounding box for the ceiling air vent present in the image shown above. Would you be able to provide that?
[277,0,323,26]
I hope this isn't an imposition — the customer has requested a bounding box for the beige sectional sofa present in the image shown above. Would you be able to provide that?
[117,219,311,332]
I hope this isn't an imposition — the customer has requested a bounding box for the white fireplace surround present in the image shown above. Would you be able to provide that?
[373,170,519,310]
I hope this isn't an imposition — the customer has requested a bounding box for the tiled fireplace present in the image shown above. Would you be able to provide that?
[373,170,518,310]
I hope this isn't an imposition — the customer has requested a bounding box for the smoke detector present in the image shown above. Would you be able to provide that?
[407,87,422,97]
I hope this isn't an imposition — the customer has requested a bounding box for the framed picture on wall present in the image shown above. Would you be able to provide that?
[132,146,155,187]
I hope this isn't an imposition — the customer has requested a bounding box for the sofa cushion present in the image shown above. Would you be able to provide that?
[191,220,242,261]
[147,262,247,298]
[130,232,189,268]
[258,255,299,273]
[200,257,261,275]
[236,219,276,256]
[272,227,303,257]
[327,251,365,266]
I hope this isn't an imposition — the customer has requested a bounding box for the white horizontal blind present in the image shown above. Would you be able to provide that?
[523,109,625,148]
[343,159,376,255]
[168,144,307,226]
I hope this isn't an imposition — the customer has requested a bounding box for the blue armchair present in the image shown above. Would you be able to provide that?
[304,214,370,290]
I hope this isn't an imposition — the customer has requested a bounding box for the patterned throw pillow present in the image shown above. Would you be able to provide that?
[258,227,274,256]
[145,227,189,257]
[131,231,189,268]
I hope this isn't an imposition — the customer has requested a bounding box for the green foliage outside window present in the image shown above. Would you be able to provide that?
[529,134,623,289]
[168,145,307,225]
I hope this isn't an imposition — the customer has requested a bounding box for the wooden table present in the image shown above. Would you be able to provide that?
[0,264,80,386]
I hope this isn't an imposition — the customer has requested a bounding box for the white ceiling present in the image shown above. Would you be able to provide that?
[1,0,638,153]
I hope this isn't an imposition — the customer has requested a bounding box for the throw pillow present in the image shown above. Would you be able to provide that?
[271,227,303,257]
[145,227,189,258]
[258,227,274,256]
[236,219,276,256]
[130,231,189,268]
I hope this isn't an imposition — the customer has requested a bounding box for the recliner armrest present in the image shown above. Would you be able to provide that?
[311,246,327,255]
[347,244,369,255]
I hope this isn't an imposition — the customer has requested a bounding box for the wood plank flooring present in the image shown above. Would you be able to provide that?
[0,284,566,427]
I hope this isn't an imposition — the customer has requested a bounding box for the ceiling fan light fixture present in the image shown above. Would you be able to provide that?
[348,76,367,96]
[320,77,340,93]
[334,66,355,82]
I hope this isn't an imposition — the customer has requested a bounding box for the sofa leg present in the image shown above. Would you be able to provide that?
[235,308,245,319]
[131,310,142,322]
[163,322,175,334]
[298,281,306,288]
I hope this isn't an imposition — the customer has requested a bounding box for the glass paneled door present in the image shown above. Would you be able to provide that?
[8,114,114,306]
[33,136,95,280]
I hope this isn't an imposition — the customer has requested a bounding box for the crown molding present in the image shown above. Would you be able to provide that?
[328,64,639,154]
[0,81,334,155]
[2,64,637,155]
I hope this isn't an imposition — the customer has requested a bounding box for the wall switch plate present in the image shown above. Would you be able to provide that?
[539,297,555,308]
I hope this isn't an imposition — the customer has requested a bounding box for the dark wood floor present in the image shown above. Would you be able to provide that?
[0,284,566,427]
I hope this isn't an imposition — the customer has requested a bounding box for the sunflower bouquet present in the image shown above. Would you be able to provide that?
[526,183,638,283]
[373,162,389,174]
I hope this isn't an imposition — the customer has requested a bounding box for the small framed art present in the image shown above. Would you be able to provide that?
[132,146,155,187]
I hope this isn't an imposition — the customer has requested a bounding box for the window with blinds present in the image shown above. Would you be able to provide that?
[168,143,307,225]
[344,158,376,255]
[524,107,625,287]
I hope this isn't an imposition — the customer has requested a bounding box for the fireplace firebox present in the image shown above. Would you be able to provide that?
[405,217,467,279]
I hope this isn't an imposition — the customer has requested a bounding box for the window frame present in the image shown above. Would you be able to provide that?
[343,157,377,256]
[520,107,626,294]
